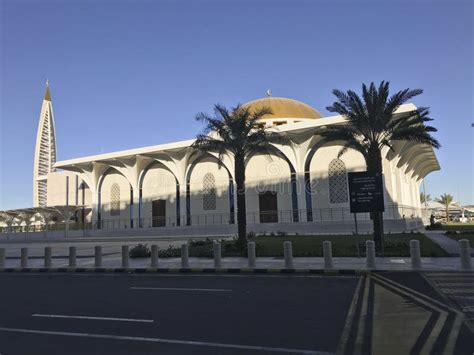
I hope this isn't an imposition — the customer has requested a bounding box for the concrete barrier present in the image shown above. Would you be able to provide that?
[151,244,158,268]
[459,239,472,270]
[323,241,333,269]
[95,246,102,268]
[247,242,256,268]
[21,248,28,268]
[0,248,5,268]
[122,245,129,268]
[44,247,52,268]
[366,241,376,269]
[181,243,189,268]
[69,246,76,268]
[213,241,222,268]
[410,239,421,269]
[283,241,293,269]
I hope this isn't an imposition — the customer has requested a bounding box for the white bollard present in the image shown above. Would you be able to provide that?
[21,248,28,268]
[410,239,421,269]
[247,242,256,268]
[95,246,102,268]
[122,245,129,268]
[44,247,52,268]
[323,241,333,269]
[459,239,472,270]
[366,240,376,269]
[150,244,159,268]
[0,248,5,268]
[69,246,76,268]
[283,241,294,269]
[181,243,189,268]
[213,241,222,268]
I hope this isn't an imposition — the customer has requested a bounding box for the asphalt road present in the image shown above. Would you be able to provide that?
[0,273,358,354]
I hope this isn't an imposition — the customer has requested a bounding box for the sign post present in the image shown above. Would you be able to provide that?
[348,172,384,214]
[348,172,385,252]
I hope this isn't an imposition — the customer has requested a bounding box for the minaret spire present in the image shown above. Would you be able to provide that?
[33,80,57,207]
[44,79,51,101]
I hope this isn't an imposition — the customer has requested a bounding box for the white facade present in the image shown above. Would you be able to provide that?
[41,96,439,234]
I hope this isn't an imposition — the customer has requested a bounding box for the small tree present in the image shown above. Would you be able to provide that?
[192,104,291,246]
[435,193,454,223]
[420,192,431,205]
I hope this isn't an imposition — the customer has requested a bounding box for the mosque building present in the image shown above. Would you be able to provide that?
[0,83,440,236]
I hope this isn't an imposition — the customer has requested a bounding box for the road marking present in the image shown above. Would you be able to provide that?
[131,287,232,292]
[389,259,405,264]
[31,314,154,323]
[439,289,474,294]
[0,327,329,354]
[434,282,474,287]
[452,295,474,300]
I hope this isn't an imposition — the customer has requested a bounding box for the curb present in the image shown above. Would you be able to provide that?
[0,267,471,274]
[0,267,373,275]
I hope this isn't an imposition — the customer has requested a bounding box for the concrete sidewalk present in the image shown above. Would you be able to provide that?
[1,255,471,271]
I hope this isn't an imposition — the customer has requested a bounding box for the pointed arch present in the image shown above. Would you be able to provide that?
[138,160,181,227]
[97,167,134,229]
[185,153,234,226]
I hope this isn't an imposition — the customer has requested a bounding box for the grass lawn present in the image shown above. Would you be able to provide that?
[444,233,474,244]
[252,233,448,257]
[441,222,474,232]
[143,233,448,258]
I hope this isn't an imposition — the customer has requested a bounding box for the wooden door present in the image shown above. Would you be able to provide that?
[259,191,278,223]
[152,199,166,227]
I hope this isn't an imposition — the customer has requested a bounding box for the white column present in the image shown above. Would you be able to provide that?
[366,241,376,269]
[323,241,333,269]
[296,174,307,222]
[151,245,159,268]
[410,240,421,269]
[283,241,293,269]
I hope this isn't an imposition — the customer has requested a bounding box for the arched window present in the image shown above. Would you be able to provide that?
[328,158,348,204]
[202,173,216,210]
[110,183,121,216]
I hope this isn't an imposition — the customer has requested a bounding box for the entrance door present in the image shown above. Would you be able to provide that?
[152,199,166,227]
[259,191,278,223]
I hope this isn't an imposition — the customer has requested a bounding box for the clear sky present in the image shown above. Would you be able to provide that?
[0,0,472,209]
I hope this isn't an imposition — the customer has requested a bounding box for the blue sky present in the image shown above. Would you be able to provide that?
[0,0,472,209]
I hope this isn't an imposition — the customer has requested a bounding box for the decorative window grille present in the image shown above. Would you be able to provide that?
[110,183,120,216]
[328,159,348,204]
[202,173,216,210]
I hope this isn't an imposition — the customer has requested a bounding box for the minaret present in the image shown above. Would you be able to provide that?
[33,80,57,207]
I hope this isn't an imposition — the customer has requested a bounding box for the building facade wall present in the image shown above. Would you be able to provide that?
[140,164,178,227]
[187,158,231,225]
[98,169,132,228]
[245,153,293,223]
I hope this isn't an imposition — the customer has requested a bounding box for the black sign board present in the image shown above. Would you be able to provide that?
[348,172,384,213]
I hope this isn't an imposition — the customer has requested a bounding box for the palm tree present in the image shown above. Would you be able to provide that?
[435,193,454,223]
[321,81,440,252]
[420,192,431,205]
[192,104,291,245]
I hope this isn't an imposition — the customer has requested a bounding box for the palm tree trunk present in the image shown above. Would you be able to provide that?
[234,154,247,246]
[367,147,384,254]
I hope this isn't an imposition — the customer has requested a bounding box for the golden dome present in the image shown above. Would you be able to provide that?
[242,97,322,120]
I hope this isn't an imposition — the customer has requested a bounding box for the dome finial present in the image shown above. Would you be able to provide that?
[266,89,272,97]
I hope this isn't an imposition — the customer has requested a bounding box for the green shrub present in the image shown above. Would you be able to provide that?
[158,245,181,258]
[129,244,151,258]
[426,222,442,230]
[445,230,458,235]
[189,238,213,247]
